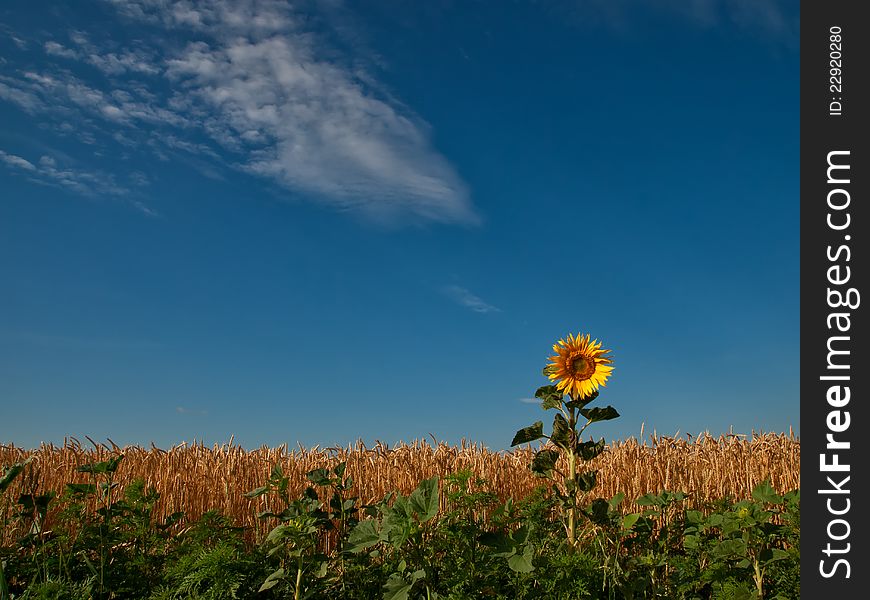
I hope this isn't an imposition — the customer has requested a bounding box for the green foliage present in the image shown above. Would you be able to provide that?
[1,455,800,600]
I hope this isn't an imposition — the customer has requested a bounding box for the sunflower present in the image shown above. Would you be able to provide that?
[546,333,614,399]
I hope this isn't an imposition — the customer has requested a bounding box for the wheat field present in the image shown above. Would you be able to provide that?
[1,430,799,542]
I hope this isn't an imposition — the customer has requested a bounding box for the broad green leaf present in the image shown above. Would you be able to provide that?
[507,545,535,573]
[579,406,620,423]
[751,479,783,504]
[306,468,331,486]
[713,538,747,558]
[576,438,606,461]
[530,449,560,476]
[587,498,610,524]
[550,413,572,449]
[409,477,439,523]
[535,385,564,410]
[511,421,545,446]
[511,525,530,545]
[608,492,625,510]
[258,568,285,592]
[622,512,641,531]
[383,574,413,600]
[636,492,663,508]
[244,485,269,498]
[686,510,704,524]
[566,390,598,409]
[76,455,124,475]
[576,470,597,492]
[760,547,791,564]
[65,483,97,496]
[478,531,514,555]
[346,520,381,553]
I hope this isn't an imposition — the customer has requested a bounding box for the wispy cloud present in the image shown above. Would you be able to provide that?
[0,149,158,214]
[519,397,539,404]
[442,285,501,314]
[0,150,37,171]
[0,0,477,225]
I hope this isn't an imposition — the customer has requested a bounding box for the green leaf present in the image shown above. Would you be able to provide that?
[511,421,545,447]
[575,470,597,492]
[478,531,516,556]
[409,477,439,523]
[306,468,331,486]
[258,567,286,592]
[608,492,625,511]
[542,365,557,377]
[383,573,413,600]
[65,483,97,496]
[530,449,560,476]
[535,385,564,410]
[713,538,747,558]
[622,513,641,531]
[587,498,610,524]
[346,520,381,553]
[550,414,572,449]
[579,406,620,423]
[76,455,124,475]
[751,479,783,504]
[244,485,270,498]
[507,545,535,573]
[760,547,790,565]
[576,438,606,461]
[566,390,598,409]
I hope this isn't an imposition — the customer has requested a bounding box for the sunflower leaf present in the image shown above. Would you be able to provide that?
[530,449,560,476]
[575,470,598,492]
[579,405,619,423]
[511,422,545,447]
[535,385,563,410]
[409,477,439,523]
[565,390,598,409]
[576,438,606,461]
[550,414,572,450]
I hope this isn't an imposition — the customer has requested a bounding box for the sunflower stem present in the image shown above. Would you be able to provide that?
[567,402,577,548]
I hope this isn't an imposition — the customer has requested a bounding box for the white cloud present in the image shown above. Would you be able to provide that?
[0,148,154,213]
[163,33,475,223]
[0,0,477,225]
[0,150,37,171]
[442,285,501,314]
[44,41,79,59]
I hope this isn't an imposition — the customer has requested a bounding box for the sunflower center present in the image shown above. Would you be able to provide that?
[570,355,596,380]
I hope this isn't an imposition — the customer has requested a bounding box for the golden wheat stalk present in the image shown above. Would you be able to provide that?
[0,431,799,546]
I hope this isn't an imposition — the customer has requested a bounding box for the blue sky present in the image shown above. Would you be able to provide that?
[0,0,799,450]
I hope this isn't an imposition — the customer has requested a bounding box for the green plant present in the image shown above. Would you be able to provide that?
[346,476,440,600]
[510,333,620,548]
[683,480,798,599]
[1,457,33,600]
